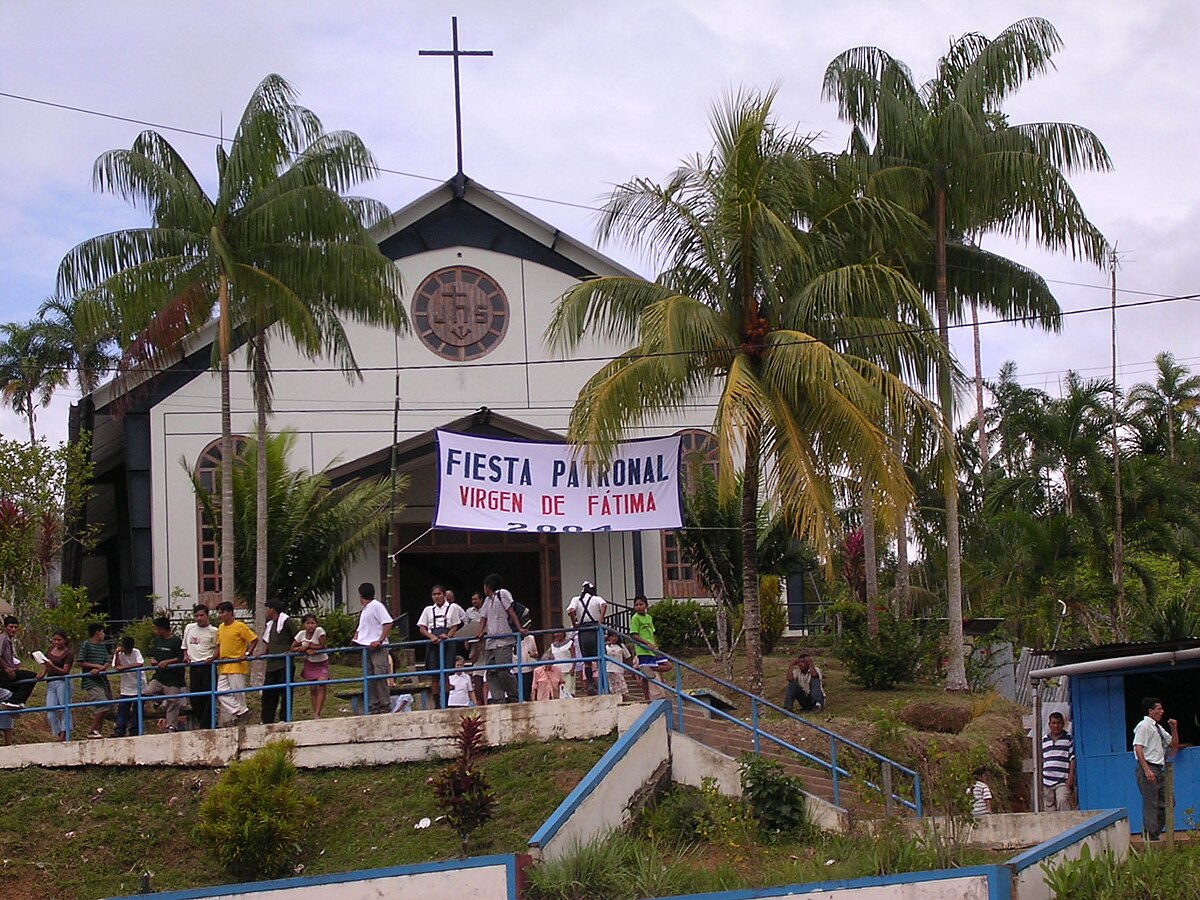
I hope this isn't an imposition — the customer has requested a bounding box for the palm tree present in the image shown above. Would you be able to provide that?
[0,320,68,444]
[824,18,1110,690]
[1127,352,1200,465]
[190,431,404,609]
[37,295,118,396]
[58,75,406,631]
[546,90,943,693]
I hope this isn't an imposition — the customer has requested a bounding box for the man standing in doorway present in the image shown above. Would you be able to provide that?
[477,574,527,703]
[1041,712,1075,811]
[1133,696,1179,840]
[351,582,393,715]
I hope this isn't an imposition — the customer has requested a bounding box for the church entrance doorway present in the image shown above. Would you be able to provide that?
[387,526,562,639]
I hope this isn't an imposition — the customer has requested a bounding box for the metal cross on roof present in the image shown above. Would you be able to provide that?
[419,16,493,196]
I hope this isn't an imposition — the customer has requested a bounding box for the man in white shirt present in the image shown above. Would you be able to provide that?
[417,584,466,705]
[351,582,393,715]
[1132,696,1180,840]
[183,603,220,729]
[566,581,607,693]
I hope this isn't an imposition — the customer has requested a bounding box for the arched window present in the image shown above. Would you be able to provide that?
[662,429,719,599]
[195,437,246,602]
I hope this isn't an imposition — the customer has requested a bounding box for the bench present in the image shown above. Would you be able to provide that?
[336,682,435,714]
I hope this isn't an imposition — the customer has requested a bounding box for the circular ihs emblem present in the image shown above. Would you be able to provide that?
[412,266,509,361]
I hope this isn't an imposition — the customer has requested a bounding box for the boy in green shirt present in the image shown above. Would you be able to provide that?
[628,596,663,701]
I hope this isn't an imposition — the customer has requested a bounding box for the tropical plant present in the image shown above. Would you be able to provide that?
[58,74,406,636]
[36,294,117,396]
[1127,351,1200,464]
[824,17,1111,689]
[188,430,403,610]
[0,319,69,445]
[546,89,943,693]
[672,465,816,675]
[429,714,495,855]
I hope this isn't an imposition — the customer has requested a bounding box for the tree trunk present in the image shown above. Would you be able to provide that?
[935,191,969,693]
[253,327,269,640]
[862,486,879,637]
[715,598,732,683]
[741,431,763,695]
[218,273,236,611]
[971,298,988,470]
[895,504,911,617]
[26,407,36,446]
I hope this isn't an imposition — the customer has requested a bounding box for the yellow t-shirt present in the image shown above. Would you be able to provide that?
[217,620,257,675]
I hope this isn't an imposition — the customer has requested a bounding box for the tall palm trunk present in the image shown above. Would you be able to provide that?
[218,273,236,610]
[895,504,911,616]
[26,407,36,446]
[935,191,969,692]
[253,326,269,639]
[862,487,879,636]
[741,429,763,695]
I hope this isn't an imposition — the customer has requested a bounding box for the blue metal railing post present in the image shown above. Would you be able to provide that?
[438,639,447,708]
[830,737,840,808]
[135,669,144,736]
[516,632,525,702]
[209,661,217,729]
[284,653,293,722]
[361,646,370,714]
[62,678,72,743]
[595,626,608,695]
[913,771,923,817]
[674,665,683,732]
[752,698,760,754]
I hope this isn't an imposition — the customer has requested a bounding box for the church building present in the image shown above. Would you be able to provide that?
[69,175,720,635]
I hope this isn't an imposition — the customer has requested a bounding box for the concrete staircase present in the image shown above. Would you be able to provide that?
[679,705,872,815]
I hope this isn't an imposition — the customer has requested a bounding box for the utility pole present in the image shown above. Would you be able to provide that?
[1110,247,1126,637]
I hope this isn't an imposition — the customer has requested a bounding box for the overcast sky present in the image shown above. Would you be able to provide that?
[1,1,1197,445]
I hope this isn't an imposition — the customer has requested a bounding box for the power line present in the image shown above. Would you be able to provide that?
[84,288,1200,379]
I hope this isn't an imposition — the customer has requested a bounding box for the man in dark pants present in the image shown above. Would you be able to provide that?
[351,582,393,715]
[261,599,299,724]
[183,604,219,729]
[1133,696,1179,840]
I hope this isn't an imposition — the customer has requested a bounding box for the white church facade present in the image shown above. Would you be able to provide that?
[70,176,721,634]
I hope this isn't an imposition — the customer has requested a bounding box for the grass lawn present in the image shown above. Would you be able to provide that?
[0,734,614,900]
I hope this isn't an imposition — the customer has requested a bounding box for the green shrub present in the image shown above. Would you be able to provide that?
[1042,843,1200,899]
[639,780,753,849]
[835,605,919,690]
[648,599,717,653]
[194,739,316,880]
[39,584,101,644]
[121,615,162,654]
[738,755,808,836]
[760,575,785,655]
[318,608,357,656]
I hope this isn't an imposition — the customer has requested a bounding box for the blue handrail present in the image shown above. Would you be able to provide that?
[4,624,920,815]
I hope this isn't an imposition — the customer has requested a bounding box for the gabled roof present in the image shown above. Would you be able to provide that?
[372,173,638,280]
[327,407,564,485]
[82,174,636,414]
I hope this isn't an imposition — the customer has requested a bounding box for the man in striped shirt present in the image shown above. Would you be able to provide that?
[1041,712,1076,810]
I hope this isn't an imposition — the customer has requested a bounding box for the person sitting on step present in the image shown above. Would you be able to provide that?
[783,652,824,712]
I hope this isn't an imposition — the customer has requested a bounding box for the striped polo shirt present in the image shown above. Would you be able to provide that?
[1041,731,1074,786]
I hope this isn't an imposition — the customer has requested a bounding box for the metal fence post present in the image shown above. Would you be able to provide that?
[361,646,370,715]
[830,738,840,808]
[438,638,447,708]
[882,763,894,818]
[675,665,683,732]
[135,668,145,736]
[596,626,608,695]
[62,676,73,743]
[284,653,293,722]
[209,661,217,729]
[752,698,760,755]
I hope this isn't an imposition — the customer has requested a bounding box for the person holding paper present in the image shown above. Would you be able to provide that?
[40,630,74,741]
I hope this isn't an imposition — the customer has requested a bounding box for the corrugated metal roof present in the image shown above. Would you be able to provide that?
[1050,638,1200,666]
[1015,648,1069,707]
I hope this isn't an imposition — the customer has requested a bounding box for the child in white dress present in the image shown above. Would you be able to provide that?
[604,631,631,698]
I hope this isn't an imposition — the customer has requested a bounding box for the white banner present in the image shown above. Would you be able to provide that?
[434,430,683,534]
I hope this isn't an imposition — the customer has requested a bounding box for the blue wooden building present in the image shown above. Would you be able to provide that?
[1031,640,1200,834]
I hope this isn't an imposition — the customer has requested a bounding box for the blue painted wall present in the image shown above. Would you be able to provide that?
[1072,667,1198,834]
